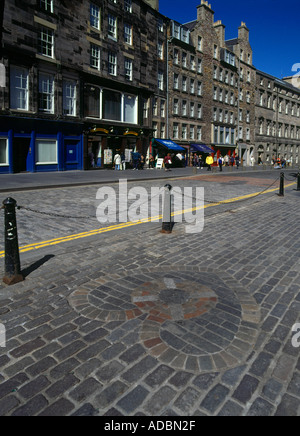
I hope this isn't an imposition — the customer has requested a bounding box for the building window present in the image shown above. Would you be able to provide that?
[173,123,179,139]
[158,70,164,90]
[174,49,179,65]
[108,14,117,39]
[190,125,195,140]
[10,66,29,111]
[197,104,202,119]
[63,80,76,116]
[157,41,164,60]
[124,23,132,45]
[36,139,57,164]
[124,0,132,12]
[39,73,54,113]
[101,89,137,124]
[38,27,54,58]
[124,58,133,81]
[197,58,202,74]
[198,36,203,51]
[159,100,165,118]
[182,124,187,139]
[40,0,53,13]
[190,102,194,117]
[213,45,218,59]
[190,79,195,94]
[102,89,121,121]
[157,18,163,32]
[197,81,202,96]
[197,126,202,141]
[90,4,100,30]
[108,52,117,76]
[84,85,100,118]
[90,44,101,70]
[173,73,179,90]
[0,138,8,165]
[173,98,179,115]
[124,94,137,123]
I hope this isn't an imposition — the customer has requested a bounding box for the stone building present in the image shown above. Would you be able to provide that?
[0,0,167,173]
[1,0,300,173]
[255,70,300,165]
[164,1,256,165]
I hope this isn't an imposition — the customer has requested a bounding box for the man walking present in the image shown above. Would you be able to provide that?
[206,154,214,171]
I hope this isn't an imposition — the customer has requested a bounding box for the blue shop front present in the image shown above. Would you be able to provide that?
[0,117,84,174]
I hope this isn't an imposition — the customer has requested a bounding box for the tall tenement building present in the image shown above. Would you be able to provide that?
[0,0,299,174]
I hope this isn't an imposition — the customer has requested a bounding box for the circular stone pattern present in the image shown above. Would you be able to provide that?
[68,267,261,372]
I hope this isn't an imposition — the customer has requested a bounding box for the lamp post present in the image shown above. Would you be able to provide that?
[166,37,174,140]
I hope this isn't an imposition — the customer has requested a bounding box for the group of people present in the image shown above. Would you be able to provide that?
[192,153,240,172]
[272,156,287,169]
[113,151,152,171]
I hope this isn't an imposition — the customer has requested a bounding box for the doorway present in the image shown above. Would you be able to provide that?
[13,138,31,173]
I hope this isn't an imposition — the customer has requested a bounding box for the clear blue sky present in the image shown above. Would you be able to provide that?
[159,0,300,79]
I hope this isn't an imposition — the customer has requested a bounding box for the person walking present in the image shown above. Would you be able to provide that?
[164,153,172,171]
[114,152,121,170]
[218,155,223,172]
[121,152,126,171]
[235,154,240,170]
[206,154,214,171]
[132,151,141,170]
[192,153,199,168]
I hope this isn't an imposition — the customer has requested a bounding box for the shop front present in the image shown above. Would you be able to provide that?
[0,117,84,174]
[85,125,152,169]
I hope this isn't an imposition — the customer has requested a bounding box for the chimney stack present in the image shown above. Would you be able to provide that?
[238,22,249,41]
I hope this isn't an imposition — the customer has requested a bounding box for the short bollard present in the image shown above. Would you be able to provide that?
[296,172,300,192]
[2,198,24,285]
[278,172,285,197]
[161,184,172,234]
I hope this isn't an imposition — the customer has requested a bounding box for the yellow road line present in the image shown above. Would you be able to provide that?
[0,181,295,258]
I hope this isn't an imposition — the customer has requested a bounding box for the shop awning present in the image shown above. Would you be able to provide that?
[190,143,215,154]
[154,139,185,152]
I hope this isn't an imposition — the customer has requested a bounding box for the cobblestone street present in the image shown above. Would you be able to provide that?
[0,169,299,416]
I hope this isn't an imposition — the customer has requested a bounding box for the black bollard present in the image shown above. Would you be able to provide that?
[296,172,300,192]
[278,172,284,197]
[2,198,24,285]
[161,184,172,234]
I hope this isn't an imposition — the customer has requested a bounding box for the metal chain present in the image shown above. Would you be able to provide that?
[2,175,292,221]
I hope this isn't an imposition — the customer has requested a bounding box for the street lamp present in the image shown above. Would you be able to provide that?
[166,36,174,139]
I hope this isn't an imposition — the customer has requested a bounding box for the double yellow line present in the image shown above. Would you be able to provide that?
[0,181,295,258]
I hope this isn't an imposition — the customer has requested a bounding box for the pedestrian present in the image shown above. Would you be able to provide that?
[235,154,240,169]
[121,152,126,171]
[164,153,172,171]
[114,152,121,171]
[206,154,214,171]
[140,154,145,170]
[218,155,223,172]
[132,151,141,170]
[198,155,204,169]
[230,156,235,167]
[192,153,199,168]
[224,155,229,167]
[149,154,155,169]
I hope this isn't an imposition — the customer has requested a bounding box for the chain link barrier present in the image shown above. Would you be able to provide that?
[0,173,296,222]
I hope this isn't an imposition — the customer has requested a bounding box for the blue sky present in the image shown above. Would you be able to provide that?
[159,0,299,80]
